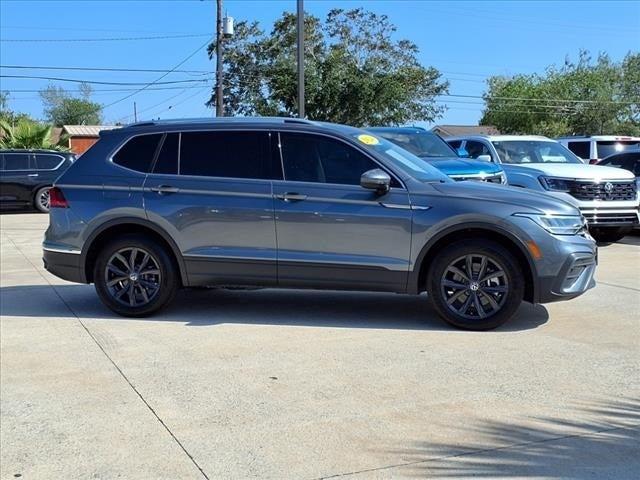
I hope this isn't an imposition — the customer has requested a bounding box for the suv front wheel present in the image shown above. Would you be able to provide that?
[427,240,524,330]
[94,234,178,317]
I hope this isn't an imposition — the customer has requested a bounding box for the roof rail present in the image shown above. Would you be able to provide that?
[125,116,317,128]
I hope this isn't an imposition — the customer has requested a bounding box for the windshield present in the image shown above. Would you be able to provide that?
[596,141,640,158]
[492,140,582,164]
[351,133,450,183]
[374,131,457,158]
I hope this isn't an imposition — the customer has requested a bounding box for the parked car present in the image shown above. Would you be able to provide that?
[556,135,640,164]
[367,127,507,184]
[446,135,639,243]
[597,149,640,179]
[43,118,597,330]
[0,149,76,212]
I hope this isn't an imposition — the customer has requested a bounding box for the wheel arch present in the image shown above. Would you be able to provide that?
[410,224,537,303]
[82,217,188,286]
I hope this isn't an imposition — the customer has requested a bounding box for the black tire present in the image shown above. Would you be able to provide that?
[93,234,178,317]
[34,186,51,213]
[590,227,630,244]
[427,240,524,330]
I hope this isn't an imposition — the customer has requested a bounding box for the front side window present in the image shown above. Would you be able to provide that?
[280,132,383,185]
[180,131,269,179]
[567,141,590,159]
[492,141,582,164]
[465,141,493,160]
[2,153,31,171]
[34,154,64,170]
[113,134,162,172]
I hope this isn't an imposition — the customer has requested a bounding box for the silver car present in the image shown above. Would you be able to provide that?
[43,118,597,330]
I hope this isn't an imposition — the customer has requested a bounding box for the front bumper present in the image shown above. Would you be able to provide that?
[537,251,597,304]
[42,246,86,284]
[580,207,639,228]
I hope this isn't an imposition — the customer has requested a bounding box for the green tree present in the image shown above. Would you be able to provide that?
[40,83,103,126]
[481,51,640,136]
[207,8,448,126]
[0,119,69,151]
[0,91,35,125]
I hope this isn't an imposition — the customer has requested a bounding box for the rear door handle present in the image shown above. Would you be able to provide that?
[28,173,39,177]
[276,192,308,202]
[150,185,179,195]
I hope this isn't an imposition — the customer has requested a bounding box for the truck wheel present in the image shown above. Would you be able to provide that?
[589,227,630,244]
[93,234,178,317]
[427,240,524,330]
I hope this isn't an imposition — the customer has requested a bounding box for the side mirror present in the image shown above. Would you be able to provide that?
[360,168,391,195]
[476,154,492,162]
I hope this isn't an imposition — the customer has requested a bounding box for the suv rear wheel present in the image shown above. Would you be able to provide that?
[34,186,51,213]
[427,240,524,330]
[93,234,178,317]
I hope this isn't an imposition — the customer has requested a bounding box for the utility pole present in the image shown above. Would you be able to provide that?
[297,0,304,118]
[133,102,137,122]
[216,0,224,117]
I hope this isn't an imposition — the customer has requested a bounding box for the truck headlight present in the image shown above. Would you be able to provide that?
[539,176,571,192]
[514,213,586,235]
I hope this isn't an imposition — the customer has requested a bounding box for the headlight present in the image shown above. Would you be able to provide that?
[539,176,571,192]
[514,213,586,235]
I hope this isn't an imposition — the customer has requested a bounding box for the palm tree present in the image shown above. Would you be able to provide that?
[0,119,69,151]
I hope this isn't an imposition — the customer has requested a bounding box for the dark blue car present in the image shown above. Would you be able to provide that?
[367,127,507,184]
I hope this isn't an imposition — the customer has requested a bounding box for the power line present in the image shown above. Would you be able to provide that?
[0,33,210,43]
[1,64,210,75]
[3,85,213,94]
[0,74,210,86]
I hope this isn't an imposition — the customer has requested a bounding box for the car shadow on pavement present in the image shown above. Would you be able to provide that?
[381,397,640,478]
[0,284,549,332]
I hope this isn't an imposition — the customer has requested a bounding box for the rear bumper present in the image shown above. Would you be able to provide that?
[42,247,87,284]
[536,251,597,304]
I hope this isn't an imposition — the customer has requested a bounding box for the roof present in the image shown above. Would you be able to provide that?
[431,125,501,137]
[62,125,120,136]
[446,134,555,142]
[556,135,640,141]
[367,127,429,134]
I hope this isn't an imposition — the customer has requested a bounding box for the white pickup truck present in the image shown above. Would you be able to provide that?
[446,135,639,242]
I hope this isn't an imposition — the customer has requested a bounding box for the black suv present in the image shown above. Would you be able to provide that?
[0,149,76,212]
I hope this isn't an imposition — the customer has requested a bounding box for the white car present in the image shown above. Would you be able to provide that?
[557,135,640,164]
[447,135,639,243]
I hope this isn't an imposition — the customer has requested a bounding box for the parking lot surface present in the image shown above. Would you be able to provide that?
[1,213,639,479]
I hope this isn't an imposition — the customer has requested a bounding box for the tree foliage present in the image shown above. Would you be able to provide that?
[207,8,448,126]
[0,119,69,151]
[0,92,35,125]
[481,51,640,136]
[40,83,103,126]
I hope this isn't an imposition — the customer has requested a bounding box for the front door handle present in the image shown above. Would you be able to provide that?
[28,173,39,177]
[150,185,179,195]
[276,192,308,202]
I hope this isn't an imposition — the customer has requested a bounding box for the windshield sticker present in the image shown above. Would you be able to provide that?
[357,134,380,145]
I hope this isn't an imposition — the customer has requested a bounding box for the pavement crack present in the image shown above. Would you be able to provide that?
[314,423,640,479]
[597,281,640,293]
[6,236,210,480]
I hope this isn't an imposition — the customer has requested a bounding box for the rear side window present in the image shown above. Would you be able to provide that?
[35,154,64,170]
[153,133,179,175]
[180,131,269,179]
[567,141,590,159]
[113,134,162,172]
[280,132,382,185]
[2,153,31,171]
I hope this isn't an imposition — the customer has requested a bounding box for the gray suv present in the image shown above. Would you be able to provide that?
[43,118,597,330]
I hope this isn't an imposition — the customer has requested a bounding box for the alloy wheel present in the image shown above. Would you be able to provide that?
[441,254,509,320]
[38,188,50,211]
[104,247,161,307]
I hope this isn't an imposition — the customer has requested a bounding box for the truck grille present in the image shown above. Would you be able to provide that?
[582,212,639,225]
[568,180,637,201]
[451,173,504,184]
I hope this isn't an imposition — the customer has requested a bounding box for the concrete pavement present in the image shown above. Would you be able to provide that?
[1,213,639,479]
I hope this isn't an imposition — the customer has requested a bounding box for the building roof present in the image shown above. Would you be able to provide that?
[431,125,501,137]
[62,125,120,137]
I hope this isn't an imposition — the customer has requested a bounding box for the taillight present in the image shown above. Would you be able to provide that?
[49,187,69,208]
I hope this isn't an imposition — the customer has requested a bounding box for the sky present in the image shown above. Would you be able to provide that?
[1,0,639,127]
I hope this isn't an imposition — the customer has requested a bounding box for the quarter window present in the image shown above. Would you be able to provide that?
[34,154,64,170]
[113,134,162,173]
[2,153,31,171]
[567,141,590,159]
[179,131,269,179]
[280,132,381,185]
